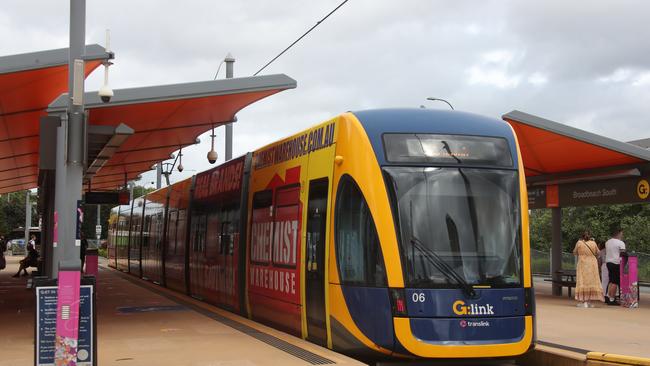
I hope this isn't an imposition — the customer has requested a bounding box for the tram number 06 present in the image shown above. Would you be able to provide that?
[411,292,426,303]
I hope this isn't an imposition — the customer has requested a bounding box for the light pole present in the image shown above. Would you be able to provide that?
[426,97,454,110]
[52,0,87,362]
[224,53,235,161]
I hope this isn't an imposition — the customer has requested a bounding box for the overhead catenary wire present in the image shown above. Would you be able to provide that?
[253,0,349,76]
[213,60,225,80]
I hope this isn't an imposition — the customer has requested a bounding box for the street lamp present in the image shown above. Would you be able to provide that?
[426,97,454,110]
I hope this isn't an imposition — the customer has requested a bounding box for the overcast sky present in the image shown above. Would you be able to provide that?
[2,1,649,186]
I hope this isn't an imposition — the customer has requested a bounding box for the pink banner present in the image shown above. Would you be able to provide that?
[54,270,81,365]
[53,211,58,246]
[620,256,639,308]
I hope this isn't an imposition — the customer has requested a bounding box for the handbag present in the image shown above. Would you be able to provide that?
[581,240,599,258]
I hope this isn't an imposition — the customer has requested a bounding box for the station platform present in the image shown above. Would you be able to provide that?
[0,255,363,366]
[1,254,649,365]
[533,277,650,359]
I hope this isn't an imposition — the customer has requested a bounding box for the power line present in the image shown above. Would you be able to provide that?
[253,0,349,76]
[213,60,225,80]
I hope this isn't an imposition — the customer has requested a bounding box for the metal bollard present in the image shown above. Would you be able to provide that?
[85,248,99,276]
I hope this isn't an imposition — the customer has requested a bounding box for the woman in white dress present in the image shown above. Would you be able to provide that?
[598,242,609,295]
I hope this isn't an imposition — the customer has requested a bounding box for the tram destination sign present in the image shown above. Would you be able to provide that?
[528,176,650,208]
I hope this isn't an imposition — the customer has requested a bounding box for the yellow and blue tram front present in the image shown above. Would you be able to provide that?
[329,109,534,359]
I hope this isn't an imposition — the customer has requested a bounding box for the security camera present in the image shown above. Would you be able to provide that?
[207,150,218,164]
[98,84,113,103]
[99,30,114,103]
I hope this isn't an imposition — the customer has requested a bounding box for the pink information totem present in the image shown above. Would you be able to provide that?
[620,254,639,308]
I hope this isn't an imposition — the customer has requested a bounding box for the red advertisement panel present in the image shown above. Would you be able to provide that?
[251,208,272,264]
[249,186,302,305]
[272,205,299,267]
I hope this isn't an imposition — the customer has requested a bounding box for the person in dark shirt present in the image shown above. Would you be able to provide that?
[80,232,88,273]
[13,235,39,277]
[0,236,6,270]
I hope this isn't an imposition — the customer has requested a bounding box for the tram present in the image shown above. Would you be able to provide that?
[108,108,535,360]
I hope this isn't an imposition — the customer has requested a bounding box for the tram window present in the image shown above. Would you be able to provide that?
[335,176,387,287]
[253,190,273,208]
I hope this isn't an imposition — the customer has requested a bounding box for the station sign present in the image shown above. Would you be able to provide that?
[84,190,130,205]
[35,279,95,366]
[528,176,650,208]
[527,186,547,209]
[560,176,650,207]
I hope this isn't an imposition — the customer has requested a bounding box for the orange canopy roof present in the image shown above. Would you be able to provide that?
[503,110,650,183]
[47,74,296,191]
[0,45,111,193]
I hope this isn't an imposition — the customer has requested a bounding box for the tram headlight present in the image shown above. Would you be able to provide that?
[389,288,408,317]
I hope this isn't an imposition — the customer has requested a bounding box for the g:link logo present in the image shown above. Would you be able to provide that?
[637,179,649,200]
[452,300,495,315]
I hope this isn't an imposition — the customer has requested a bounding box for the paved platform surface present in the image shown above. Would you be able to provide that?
[2,253,649,365]
[0,255,363,366]
[534,277,650,358]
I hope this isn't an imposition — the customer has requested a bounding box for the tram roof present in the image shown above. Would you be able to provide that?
[503,110,650,184]
[0,45,111,194]
[354,108,520,167]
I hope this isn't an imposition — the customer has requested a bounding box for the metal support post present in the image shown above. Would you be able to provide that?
[224,53,235,161]
[96,204,101,241]
[551,207,563,296]
[52,0,86,362]
[156,162,162,189]
[24,191,31,247]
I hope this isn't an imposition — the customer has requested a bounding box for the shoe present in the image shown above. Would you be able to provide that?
[12,274,19,278]
[576,302,588,308]
[587,303,595,308]
[607,300,620,306]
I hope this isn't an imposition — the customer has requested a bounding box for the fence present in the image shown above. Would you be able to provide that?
[531,249,650,283]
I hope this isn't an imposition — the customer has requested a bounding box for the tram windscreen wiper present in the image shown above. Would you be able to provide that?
[410,236,476,298]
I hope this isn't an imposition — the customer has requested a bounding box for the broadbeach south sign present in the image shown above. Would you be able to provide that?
[528,176,650,208]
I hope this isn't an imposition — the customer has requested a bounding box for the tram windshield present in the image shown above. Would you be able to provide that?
[384,167,522,288]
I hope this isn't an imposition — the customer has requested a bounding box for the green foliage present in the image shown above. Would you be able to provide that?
[81,204,113,240]
[132,186,156,198]
[0,191,37,237]
[529,209,552,250]
[80,185,154,240]
[530,204,650,254]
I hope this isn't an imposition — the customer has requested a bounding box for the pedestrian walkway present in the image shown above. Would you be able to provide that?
[0,255,363,366]
[534,277,650,359]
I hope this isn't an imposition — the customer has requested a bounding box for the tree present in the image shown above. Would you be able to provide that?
[0,191,37,237]
[79,185,155,241]
[530,203,650,254]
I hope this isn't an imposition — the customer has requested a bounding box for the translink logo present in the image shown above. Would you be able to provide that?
[452,300,494,315]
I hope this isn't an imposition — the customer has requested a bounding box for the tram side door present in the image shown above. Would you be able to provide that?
[305,179,328,346]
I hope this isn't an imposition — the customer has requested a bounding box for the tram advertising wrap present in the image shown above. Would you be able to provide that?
[108,109,535,361]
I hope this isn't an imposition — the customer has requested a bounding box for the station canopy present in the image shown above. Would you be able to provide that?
[0,45,111,194]
[47,74,297,191]
[502,110,650,185]
[0,43,296,194]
